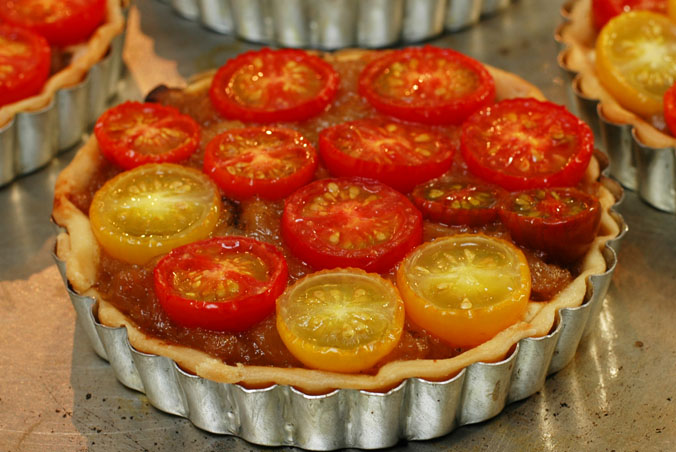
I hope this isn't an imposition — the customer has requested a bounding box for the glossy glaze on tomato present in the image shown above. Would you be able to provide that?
[83,52,591,371]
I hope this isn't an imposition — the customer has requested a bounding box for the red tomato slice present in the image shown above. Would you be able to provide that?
[0,0,106,47]
[592,0,666,30]
[281,177,423,272]
[318,118,456,192]
[411,177,505,226]
[664,81,676,136]
[154,236,288,332]
[94,102,201,170]
[358,46,495,125]
[498,187,602,263]
[0,24,50,107]
[203,127,318,200]
[461,98,594,191]
[209,48,339,123]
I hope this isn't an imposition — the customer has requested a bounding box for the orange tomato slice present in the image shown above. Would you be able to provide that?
[396,234,531,349]
[89,163,221,264]
[596,11,676,117]
[276,268,405,373]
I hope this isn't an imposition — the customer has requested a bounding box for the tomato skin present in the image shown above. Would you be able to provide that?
[209,48,339,123]
[154,236,288,332]
[0,0,106,46]
[94,102,201,170]
[281,177,423,273]
[411,178,505,226]
[203,127,318,200]
[461,98,594,190]
[664,82,676,136]
[498,187,602,263]
[592,0,666,30]
[358,46,495,125]
[318,118,455,193]
[0,24,51,107]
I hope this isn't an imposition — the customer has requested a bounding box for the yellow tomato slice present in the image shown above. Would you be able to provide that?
[669,0,676,20]
[89,163,221,264]
[276,268,405,373]
[396,234,531,349]
[596,11,676,117]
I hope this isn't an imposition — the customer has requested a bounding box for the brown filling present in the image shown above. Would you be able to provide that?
[78,53,579,373]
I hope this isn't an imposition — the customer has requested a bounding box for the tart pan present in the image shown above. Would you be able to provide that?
[0,18,126,187]
[50,199,627,450]
[158,0,513,49]
[555,0,676,213]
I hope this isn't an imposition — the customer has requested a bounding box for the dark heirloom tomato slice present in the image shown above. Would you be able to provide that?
[154,236,288,332]
[499,187,602,263]
[664,82,676,136]
[592,0,666,30]
[0,25,50,107]
[461,98,594,191]
[209,48,339,123]
[0,0,106,47]
[281,177,423,273]
[358,46,495,125]
[318,118,455,192]
[94,102,201,170]
[411,177,505,226]
[204,127,317,200]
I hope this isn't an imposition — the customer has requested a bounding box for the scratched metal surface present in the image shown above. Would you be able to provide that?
[1,0,675,451]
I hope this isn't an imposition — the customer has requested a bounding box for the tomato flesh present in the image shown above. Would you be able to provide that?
[94,102,201,170]
[204,127,317,200]
[0,0,106,46]
[358,46,495,125]
[0,25,50,107]
[411,177,505,226]
[499,187,602,263]
[318,118,455,192]
[397,234,531,348]
[276,268,404,373]
[664,82,676,136]
[154,236,288,332]
[592,0,666,30]
[209,48,339,123]
[281,177,422,273]
[89,163,221,265]
[461,98,594,190]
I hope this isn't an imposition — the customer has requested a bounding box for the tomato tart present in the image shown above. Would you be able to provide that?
[53,46,622,437]
[557,0,676,213]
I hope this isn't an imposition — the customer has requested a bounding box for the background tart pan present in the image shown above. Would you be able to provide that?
[157,0,514,49]
[555,0,676,214]
[50,202,627,450]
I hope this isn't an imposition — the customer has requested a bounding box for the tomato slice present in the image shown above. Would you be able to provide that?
[664,81,676,136]
[460,98,594,190]
[396,234,531,349]
[596,11,676,118]
[592,0,666,30]
[411,177,505,226]
[89,163,221,265]
[0,0,106,47]
[209,48,339,123]
[318,118,456,192]
[154,236,288,332]
[94,102,201,170]
[498,187,602,263]
[276,268,404,373]
[203,127,317,200]
[281,177,422,273]
[0,25,50,107]
[358,46,495,125]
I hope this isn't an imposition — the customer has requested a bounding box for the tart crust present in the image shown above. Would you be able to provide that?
[53,51,621,393]
[557,0,676,150]
[0,0,126,129]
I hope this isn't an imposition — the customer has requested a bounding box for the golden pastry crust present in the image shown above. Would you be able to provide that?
[53,51,621,393]
[557,0,676,149]
[0,0,126,128]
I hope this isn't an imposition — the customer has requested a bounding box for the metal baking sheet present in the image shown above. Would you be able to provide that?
[2,0,676,451]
